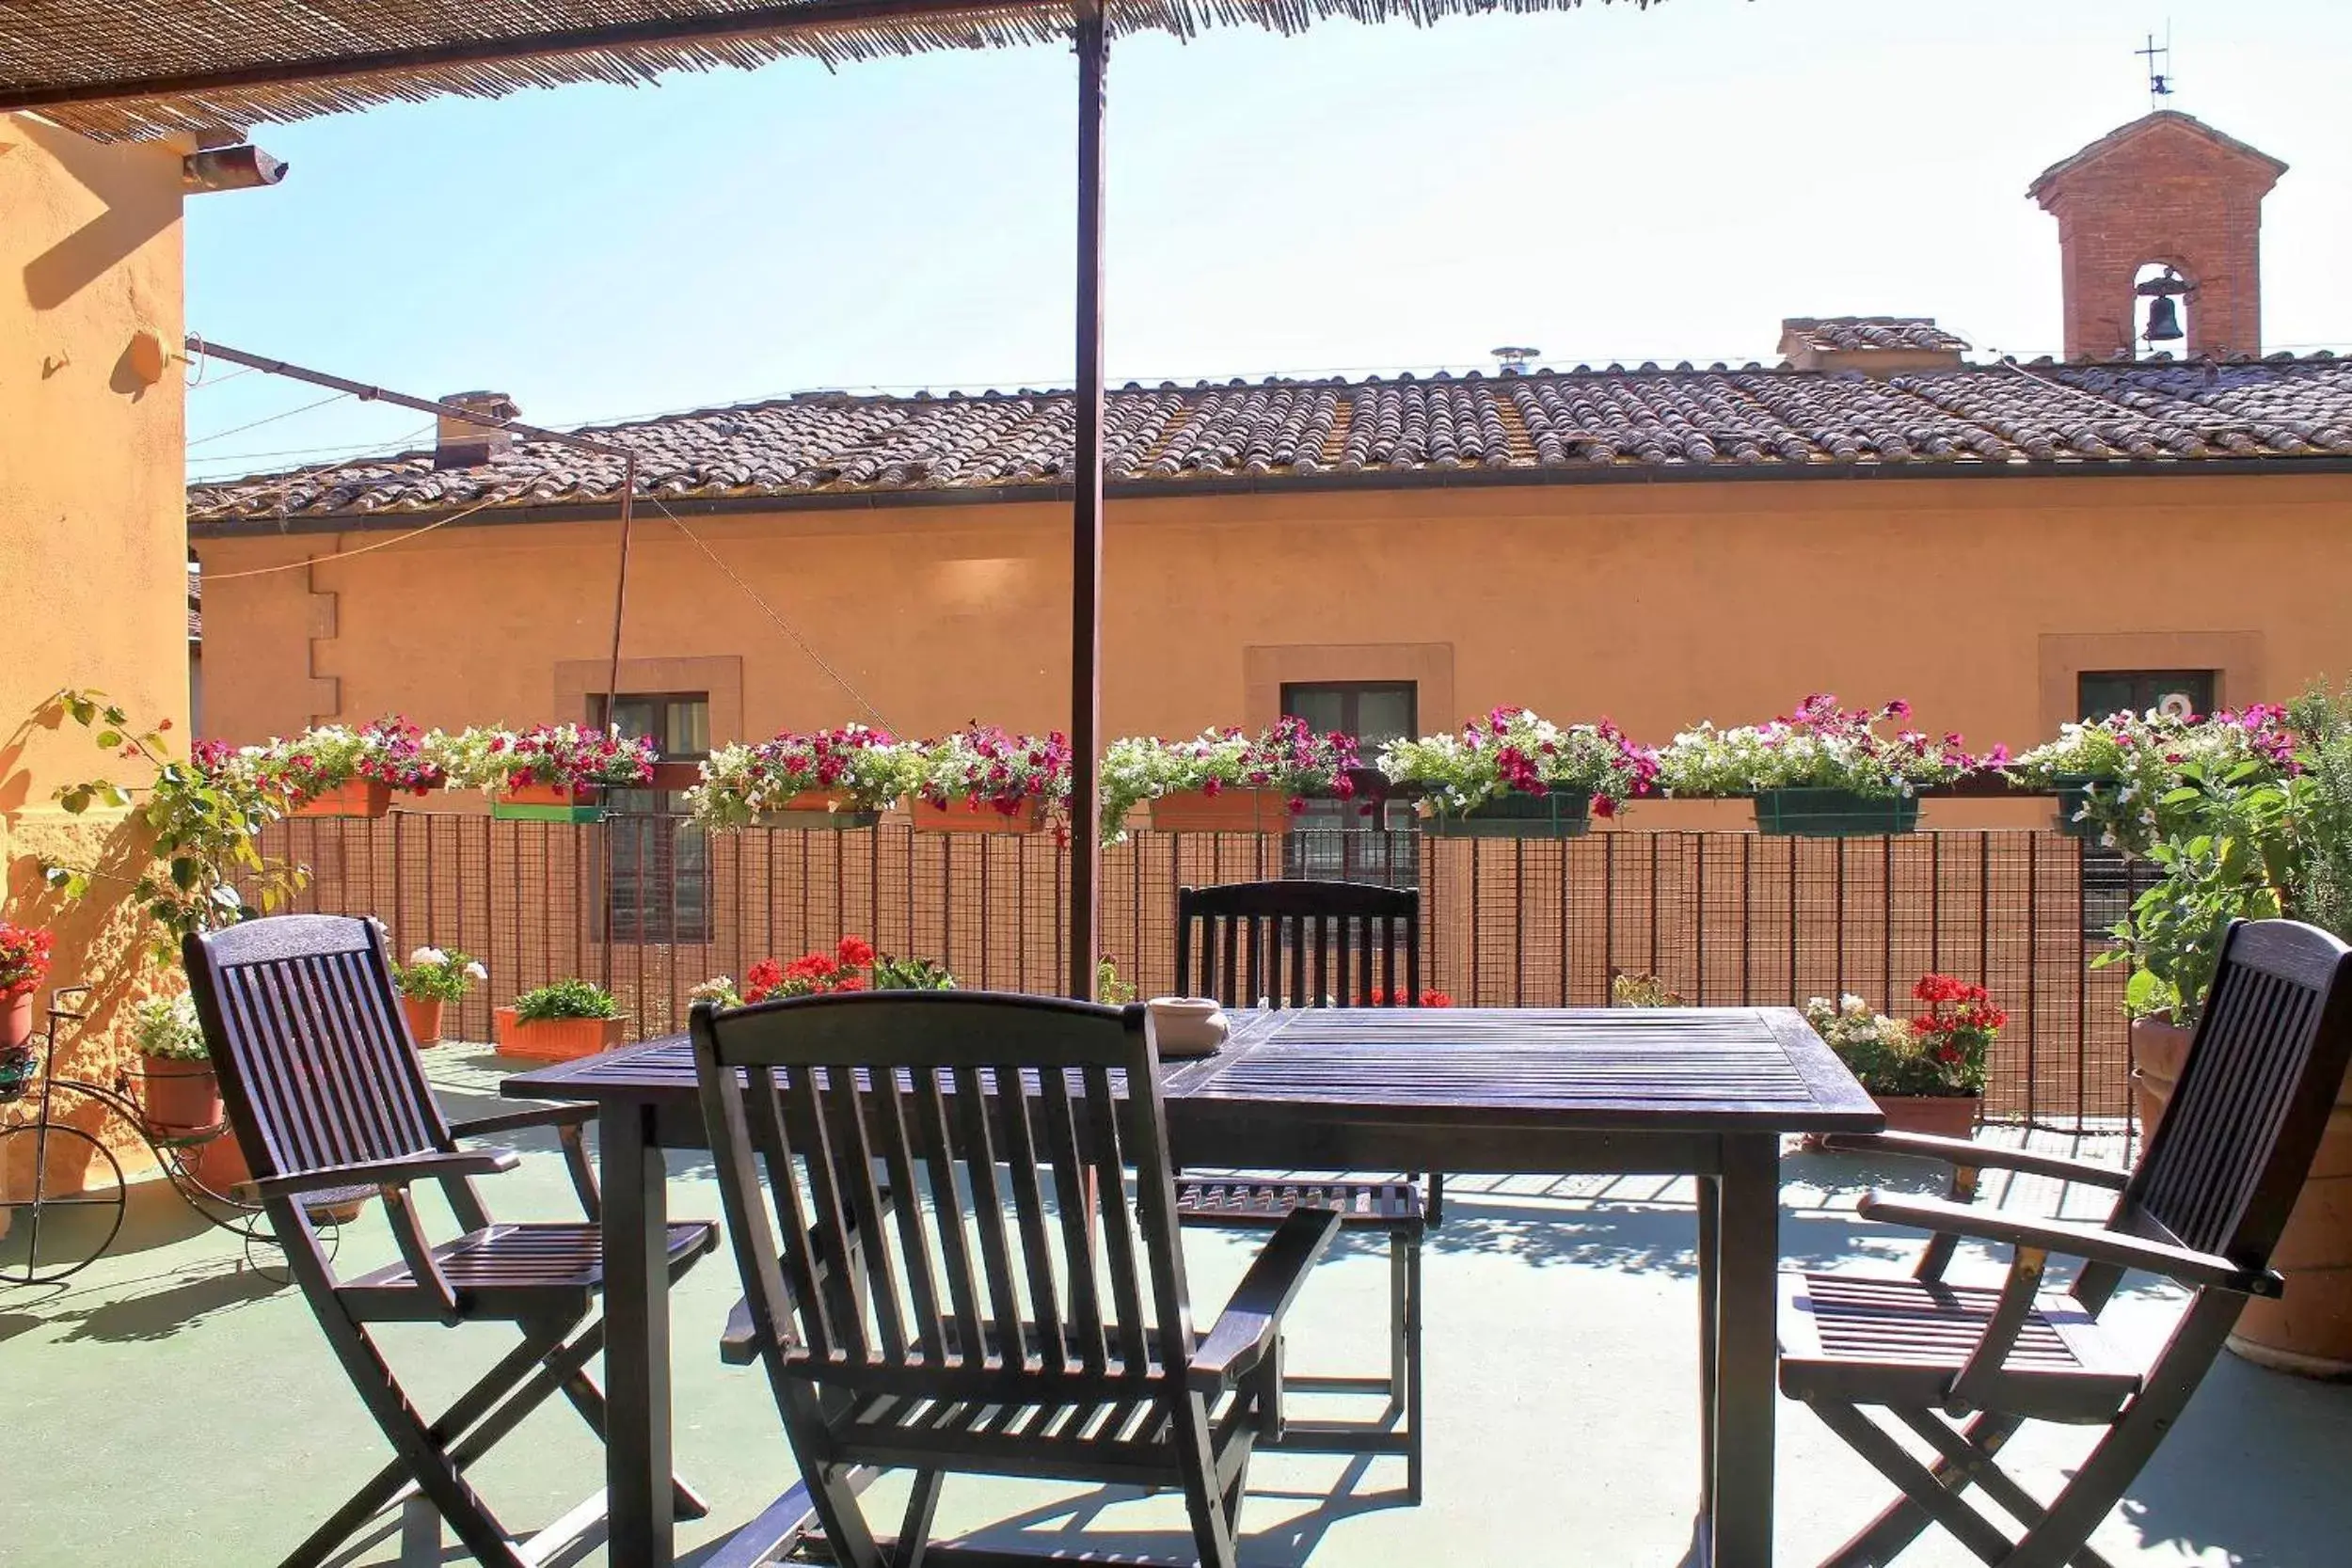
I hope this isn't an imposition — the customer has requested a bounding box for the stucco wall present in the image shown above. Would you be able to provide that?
[194,469,2352,784]
[2,116,190,1186]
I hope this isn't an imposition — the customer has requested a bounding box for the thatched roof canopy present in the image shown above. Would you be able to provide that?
[3,0,1630,143]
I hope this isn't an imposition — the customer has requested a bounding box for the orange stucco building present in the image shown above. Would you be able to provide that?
[189,111,2352,802]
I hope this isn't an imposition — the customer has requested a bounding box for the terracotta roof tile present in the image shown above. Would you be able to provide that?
[186,356,2352,527]
[1781,317,1970,355]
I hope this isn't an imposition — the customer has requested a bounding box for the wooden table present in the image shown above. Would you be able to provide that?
[502,1006,1880,1568]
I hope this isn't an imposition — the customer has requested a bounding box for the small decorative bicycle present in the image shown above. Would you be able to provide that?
[0,987,361,1287]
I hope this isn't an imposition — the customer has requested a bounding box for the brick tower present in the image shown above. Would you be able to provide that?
[2028,110,2287,361]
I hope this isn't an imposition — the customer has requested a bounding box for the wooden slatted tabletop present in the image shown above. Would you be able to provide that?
[1168,1006,1877,1130]
[507,1006,1878,1133]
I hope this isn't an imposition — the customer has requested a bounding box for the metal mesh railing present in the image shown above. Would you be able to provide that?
[261,813,2148,1129]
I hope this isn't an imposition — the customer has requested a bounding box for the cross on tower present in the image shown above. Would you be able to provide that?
[2137,31,2174,107]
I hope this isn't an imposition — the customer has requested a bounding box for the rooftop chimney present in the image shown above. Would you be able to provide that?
[2028,110,2286,361]
[434,391,519,470]
[1776,317,1968,375]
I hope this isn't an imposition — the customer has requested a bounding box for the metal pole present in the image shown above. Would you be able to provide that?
[605,453,638,730]
[1067,0,1107,1002]
[181,338,630,457]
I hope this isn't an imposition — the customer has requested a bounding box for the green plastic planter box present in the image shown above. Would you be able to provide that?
[1751,788,1919,838]
[1423,789,1591,839]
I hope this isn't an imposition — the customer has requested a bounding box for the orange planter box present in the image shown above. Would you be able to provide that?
[909,797,1049,834]
[294,780,392,818]
[493,1007,627,1061]
[1149,788,1294,835]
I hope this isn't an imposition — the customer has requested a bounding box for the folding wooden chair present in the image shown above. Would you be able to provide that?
[1173,879,1431,1500]
[691,989,1341,1568]
[1779,918,2352,1568]
[183,914,717,1568]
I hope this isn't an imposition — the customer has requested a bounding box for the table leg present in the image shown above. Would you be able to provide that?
[602,1102,675,1567]
[1696,1172,1720,1524]
[1711,1133,1780,1568]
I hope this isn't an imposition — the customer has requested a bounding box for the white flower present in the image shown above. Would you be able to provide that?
[1840,993,1868,1017]
[462,961,488,982]
[409,945,447,967]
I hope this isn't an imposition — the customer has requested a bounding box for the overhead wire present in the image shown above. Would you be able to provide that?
[187,391,351,447]
[644,494,891,731]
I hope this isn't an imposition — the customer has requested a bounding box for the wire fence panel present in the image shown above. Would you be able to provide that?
[261,815,2137,1129]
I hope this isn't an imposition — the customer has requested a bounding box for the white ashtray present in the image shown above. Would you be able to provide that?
[1148,996,1230,1058]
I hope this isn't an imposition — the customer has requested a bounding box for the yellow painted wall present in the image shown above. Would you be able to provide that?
[2,116,190,1177]
[195,470,2352,794]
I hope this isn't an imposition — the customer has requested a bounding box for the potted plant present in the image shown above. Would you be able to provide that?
[0,921,54,1101]
[688,724,909,831]
[695,939,958,1009]
[1657,694,1974,837]
[451,724,659,822]
[1611,970,1687,1007]
[907,725,1070,834]
[264,716,448,818]
[390,946,486,1047]
[1803,986,1987,1138]
[131,990,219,1141]
[495,978,627,1061]
[1380,706,1659,838]
[1106,720,1359,839]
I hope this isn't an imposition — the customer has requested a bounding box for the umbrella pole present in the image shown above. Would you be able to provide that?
[1068,0,1106,1002]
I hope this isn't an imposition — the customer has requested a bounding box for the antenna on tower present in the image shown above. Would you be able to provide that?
[2137,25,2175,108]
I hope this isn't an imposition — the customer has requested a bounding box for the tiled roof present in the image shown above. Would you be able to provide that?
[2028,110,2288,198]
[1781,317,1968,355]
[186,355,2352,526]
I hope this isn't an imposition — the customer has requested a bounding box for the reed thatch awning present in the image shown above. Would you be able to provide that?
[3,0,1621,142]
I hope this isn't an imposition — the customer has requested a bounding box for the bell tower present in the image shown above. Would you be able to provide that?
[2028,110,2286,361]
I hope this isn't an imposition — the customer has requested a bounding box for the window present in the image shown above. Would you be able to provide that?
[2076,670,2216,723]
[1280,681,1418,886]
[2074,672,2211,939]
[590,691,711,944]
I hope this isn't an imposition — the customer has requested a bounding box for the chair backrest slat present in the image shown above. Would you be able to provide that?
[1084,1063,1152,1372]
[2124,920,2352,1268]
[872,1066,950,1366]
[691,992,1185,1399]
[1177,880,1420,1009]
[913,1067,987,1359]
[185,915,452,1181]
[953,1062,1029,1365]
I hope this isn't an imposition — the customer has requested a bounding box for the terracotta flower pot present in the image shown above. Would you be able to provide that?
[1149,788,1294,835]
[2134,1014,2352,1377]
[0,992,32,1053]
[493,1006,627,1062]
[1872,1092,1980,1139]
[909,797,1049,834]
[755,790,880,831]
[294,779,391,818]
[140,1053,224,1140]
[402,994,445,1048]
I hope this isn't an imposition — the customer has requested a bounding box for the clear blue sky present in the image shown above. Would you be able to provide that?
[183,0,2352,482]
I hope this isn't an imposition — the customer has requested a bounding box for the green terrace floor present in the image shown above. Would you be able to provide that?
[6,1046,2347,1568]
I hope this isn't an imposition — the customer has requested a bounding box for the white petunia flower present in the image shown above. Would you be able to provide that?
[463,961,488,982]
[410,945,447,967]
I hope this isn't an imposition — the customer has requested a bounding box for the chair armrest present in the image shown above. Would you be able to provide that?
[251,1149,519,1200]
[448,1101,595,1140]
[1859,1194,2281,1297]
[1188,1208,1341,1394]
[1821,1132,2130,1189]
